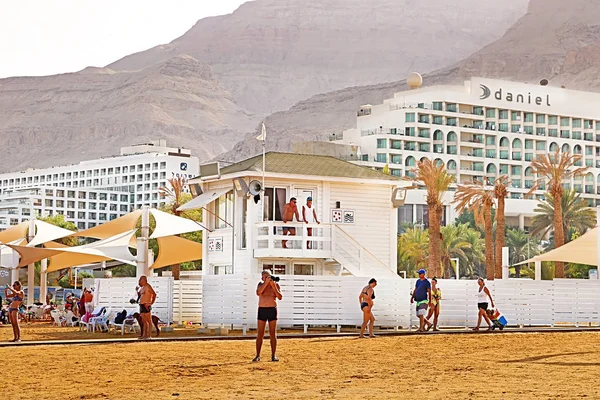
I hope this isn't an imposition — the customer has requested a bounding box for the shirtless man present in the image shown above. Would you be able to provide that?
[253,270,283,362]
[137,276,156,340]
[282,197,300,249]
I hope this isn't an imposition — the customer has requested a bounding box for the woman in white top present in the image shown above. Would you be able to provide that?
[302,197,320,249]
[474,277,494,331]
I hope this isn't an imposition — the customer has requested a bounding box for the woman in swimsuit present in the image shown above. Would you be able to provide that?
[425,277,442,331]
[5,281,24,342]
[359,278,377,338]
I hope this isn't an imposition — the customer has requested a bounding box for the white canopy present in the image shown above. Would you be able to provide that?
[150,209,204,239]
[177,187,231,212]
[151,235,203,270]
[27,220,75,247]
[516,227,598,266]
[0,239,26,268]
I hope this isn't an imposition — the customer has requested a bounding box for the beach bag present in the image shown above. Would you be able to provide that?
[114,310,127,324]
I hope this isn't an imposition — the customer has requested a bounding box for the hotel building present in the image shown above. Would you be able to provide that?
[334,77,600,230]
[0,140,199,230]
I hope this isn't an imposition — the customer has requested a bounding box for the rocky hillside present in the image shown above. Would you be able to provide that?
[223,0,600,160]
[0,0,529,172]
[109,0,528,115]
[0,56,254,171]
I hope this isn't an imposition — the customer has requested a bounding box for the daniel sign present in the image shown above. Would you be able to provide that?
[469,77,600,120]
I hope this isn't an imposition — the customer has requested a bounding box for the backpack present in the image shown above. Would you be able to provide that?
[114,310,127,324]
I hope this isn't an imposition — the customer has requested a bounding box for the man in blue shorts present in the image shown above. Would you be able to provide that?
[411,269,432,332]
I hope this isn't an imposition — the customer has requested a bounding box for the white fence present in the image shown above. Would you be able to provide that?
[203,277,600,331]
[91,277,174,324]
[173,279,203,324]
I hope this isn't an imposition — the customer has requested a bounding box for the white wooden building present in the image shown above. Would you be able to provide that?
[183,152,403,279]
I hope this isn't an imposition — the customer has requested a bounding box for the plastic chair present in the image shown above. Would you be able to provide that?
[91,307,111,332]
[50,310,66,327]
[110,317,140,335]
[64,310,80,327]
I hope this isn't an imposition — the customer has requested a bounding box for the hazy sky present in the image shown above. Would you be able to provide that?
[0,0,249,78]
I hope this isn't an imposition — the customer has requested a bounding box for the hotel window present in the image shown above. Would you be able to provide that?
[485,150,496,158]
[120,205,128,212]
[390,154,401,164]
[525,153,534,162]
[485,136,495,146]
[376,153,387,163]
[524,126,533,135]
[498,123,508,132]
[446,103,457,112]
[152,173,158,180]
[110,194,117,202]
[561,117,570,127]
[419,143,430,152]
[45,199,53,207]
[78,212,86,219]
[56,200,64,207]
[585,132,594,141]
[586,146,594,156]
[560,130,570,139]
[89,202,96,210]
[78,202,85,209]
[485,108,496,118]
[584,120,593,129]
[137,165,143,172]
[447,145,457,155]
[511,111,521,121]
[548,129,558,137]
[536,114,546,124]
[473,106,483,116]
[99,193,107,200]
[160,162,166,169]
[432,102,443,111]
[99,213,107,221]
[511,125,521,133]
[499,137,509,147]
[572,131,582,140]
[377,139,387,149]
[433,144,443,154]
[512,152,522,161]
[152,163,159,170]
[536,127,546,136]
[390,169,402,177]
[101,169,106,176]
[512,180,522,189]
[419,129,430,138]
[45,189,53,196]
[446,117,457,126]
[390,140,401,150]
[67,201,75,209]
[548,116,558,125]
[500,150,509,160]
[110,214,117,221]
[536,141,546,150]
[525,140,534,149]
[67,191,75,198]
[78,192,86,199]
[120,194,128,202]
[572,119,582,128]
[418,115,429,123]
[524,113,533,122]
[93,179,99,185]
[499,110,508,120]
[405,127,415,136]
[433,116,443,125]
[145,163,151,171]
[397,205,414,228]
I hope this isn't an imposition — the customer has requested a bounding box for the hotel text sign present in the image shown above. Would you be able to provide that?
[480,84,551,107]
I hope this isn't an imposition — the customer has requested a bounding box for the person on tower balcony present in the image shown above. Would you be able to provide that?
[302,197,320,249]
[282,197,300,249]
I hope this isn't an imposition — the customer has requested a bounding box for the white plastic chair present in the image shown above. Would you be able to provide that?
[50,310,65,327]
[91,307,112,332]
[110,317,140,335]
[64,310,80,327]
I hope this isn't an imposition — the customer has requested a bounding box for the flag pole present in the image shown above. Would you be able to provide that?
[261,122,266,191]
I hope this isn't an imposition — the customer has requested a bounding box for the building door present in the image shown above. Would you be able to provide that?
[294,188,315,219]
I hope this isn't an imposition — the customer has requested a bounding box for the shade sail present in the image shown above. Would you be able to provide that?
[0,239,26,268]
[72,209,141,247]
[48,253,111,273]
[10,230,138,268]
[151,235,202,270]
[0,222,29,244]
[150,209,204,239]
[177,187,232,212]
[515,227,598,266]
[27,220,75,247]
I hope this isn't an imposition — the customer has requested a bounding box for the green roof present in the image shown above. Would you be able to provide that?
[220,152,401,182]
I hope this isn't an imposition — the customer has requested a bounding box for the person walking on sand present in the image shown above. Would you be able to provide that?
[474,277,494,331]
[282,198,300,249]
[359,278,377,338]
[411,269,431,332]
[253,270,283,362]
[425,277,442,331]
[302,197,320,249]
[4,281,24,342]
[137,276,156,340]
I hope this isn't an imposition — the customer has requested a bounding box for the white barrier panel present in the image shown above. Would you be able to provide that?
[173,279,203,324]
[93,277,174,324]
[202,275,410,329]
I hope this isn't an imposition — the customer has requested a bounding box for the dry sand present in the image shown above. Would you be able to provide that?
[1,324,598,399]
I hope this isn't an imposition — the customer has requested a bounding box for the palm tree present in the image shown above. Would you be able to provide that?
[158,177,188,280]
[462,226,485,278]
[530,189,596,240]
[409,158,455,278]
[505,228,540,277]
[397,228,429,277]
[493,176,509,279]
[527,150,589,278]
[453,184,495,280]
[439,224,475,278]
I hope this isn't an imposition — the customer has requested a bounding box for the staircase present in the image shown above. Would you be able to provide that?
[331,226,399,278]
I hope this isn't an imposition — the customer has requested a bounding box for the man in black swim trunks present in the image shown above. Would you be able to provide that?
[282,198,300,249]
[253,270,283,362]
[137,276,156,340]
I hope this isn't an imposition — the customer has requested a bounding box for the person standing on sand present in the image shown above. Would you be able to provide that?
[425,277,441,331]
[359,278,377,338]
[411,269,431,332]
[4,281,24,342]
[282,198,300,249]
[137,276,156,340]
[253,270,283,362]
[474,277,494,331]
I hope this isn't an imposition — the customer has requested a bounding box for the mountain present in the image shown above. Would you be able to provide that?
[0,0,529,173]
[109,0,528,115]
[223,0,600,160]
[0,55,254,172]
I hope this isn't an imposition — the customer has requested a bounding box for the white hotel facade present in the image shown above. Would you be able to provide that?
[335,77,600,230]
[0,140,199,230]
